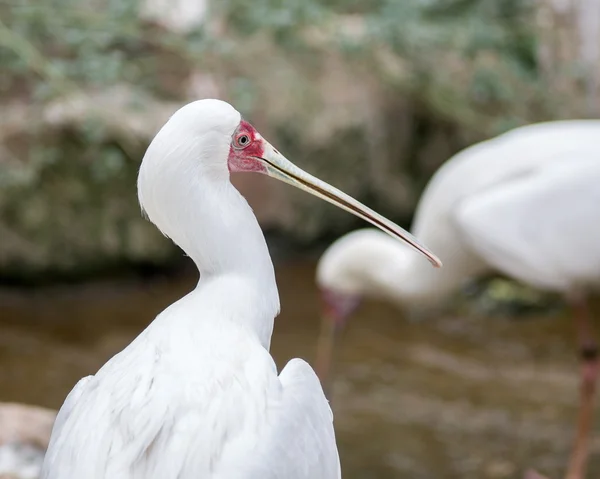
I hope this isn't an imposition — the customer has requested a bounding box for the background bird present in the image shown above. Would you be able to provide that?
[40,99,439,479]
[315,120,600,479]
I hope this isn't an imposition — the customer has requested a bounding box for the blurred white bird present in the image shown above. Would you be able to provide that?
[40,99,440,479]
[315,120,600,479]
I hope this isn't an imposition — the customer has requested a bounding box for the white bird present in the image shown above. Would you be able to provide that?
[315,120,600,479]
[40,99,440,479]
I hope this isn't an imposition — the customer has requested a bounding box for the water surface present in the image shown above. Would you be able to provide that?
[0,260,598,478]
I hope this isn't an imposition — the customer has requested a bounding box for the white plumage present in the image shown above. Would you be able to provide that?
[41,99,438,479]
[319,120,600,303]
[316,120,600,479]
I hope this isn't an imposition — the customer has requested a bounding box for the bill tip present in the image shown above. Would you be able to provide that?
[429,254,443,268]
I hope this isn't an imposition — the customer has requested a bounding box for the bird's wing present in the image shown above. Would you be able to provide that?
[42,328,339,479]
[236,358,341,479]
[43,376,95,455]
[454,158,600,291]
[40,336,174,479]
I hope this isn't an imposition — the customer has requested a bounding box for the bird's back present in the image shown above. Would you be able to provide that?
[42,324,280,479]
[318,121,600,305]
[42,290,339,479]
[409,120,600,288]
[455,156,600,291]
[415,120,600,237]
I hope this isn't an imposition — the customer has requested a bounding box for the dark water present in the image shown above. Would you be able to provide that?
[0,260,598,478]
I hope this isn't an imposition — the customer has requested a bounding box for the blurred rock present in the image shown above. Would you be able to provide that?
[0,443,44,479]
[0,403,56,479]
[0,403,55,450]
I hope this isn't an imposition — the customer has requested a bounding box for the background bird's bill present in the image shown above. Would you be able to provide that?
[255,141,443,268]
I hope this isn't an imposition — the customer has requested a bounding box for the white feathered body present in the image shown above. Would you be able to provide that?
[318,120,600,304]
[42,99,341,479]
[42,283,339,479]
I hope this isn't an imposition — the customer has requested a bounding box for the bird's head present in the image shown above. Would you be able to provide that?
[138,99,441,268]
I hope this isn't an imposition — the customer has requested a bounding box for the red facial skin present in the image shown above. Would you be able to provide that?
[321,287,362,328]
[227,120,268,174]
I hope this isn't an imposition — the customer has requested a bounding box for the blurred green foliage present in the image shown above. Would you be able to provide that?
[2,0,138,98]
[2,0,542,132]
[0,0,552,188]
[0,0,581,279]
[216,0,543,133]
[368,0,542,133]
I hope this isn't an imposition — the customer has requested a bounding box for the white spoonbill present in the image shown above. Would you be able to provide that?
[40,99,440,479]
[315,120,600,479]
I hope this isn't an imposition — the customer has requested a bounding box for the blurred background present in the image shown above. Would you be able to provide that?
[0,0,599,478]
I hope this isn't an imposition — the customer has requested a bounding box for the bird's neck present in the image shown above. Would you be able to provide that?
[392,257,455,303]
[155,176,280,348]
[383,248,485,308]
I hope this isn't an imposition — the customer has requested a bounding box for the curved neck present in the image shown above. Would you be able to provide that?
[148,173,279,348]
[379,245,486,308]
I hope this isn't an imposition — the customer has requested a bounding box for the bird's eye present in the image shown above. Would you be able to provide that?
[234,133,252,149]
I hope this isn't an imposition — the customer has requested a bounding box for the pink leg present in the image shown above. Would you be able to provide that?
[315,289,361,398]
[564,293,598,479]
[314,314,339,396]
[527,294,597,479]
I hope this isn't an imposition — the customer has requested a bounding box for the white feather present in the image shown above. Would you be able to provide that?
[318,120,600,304]
[42,99,340,479]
